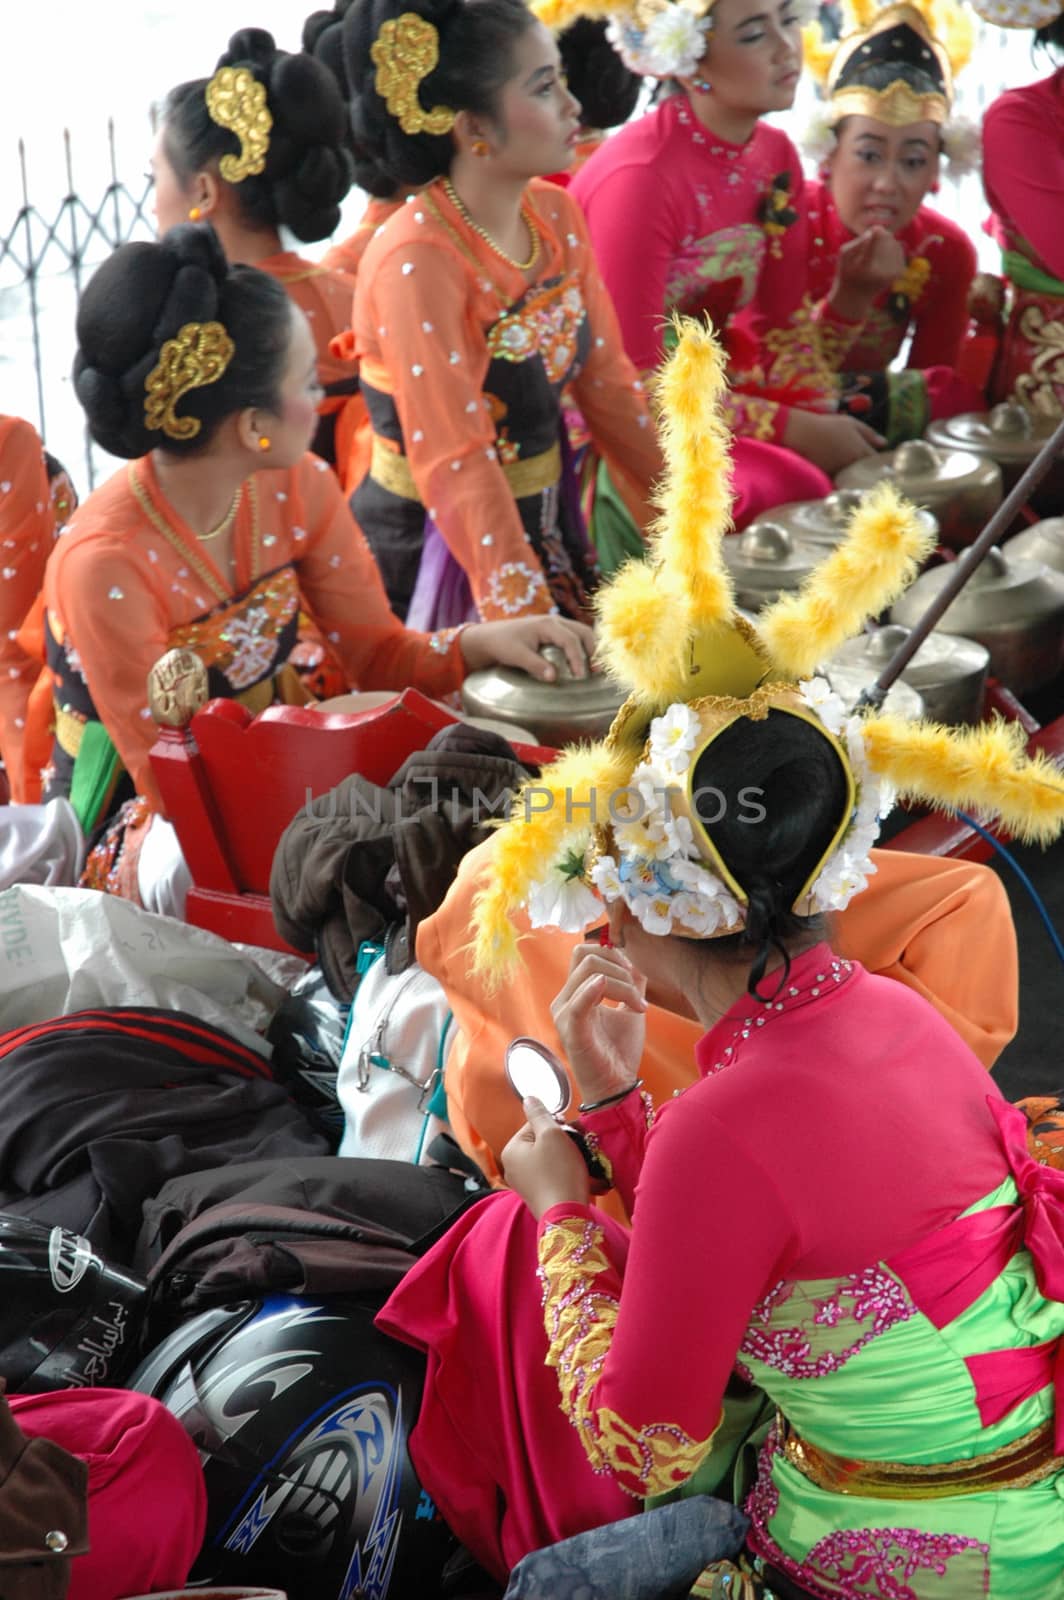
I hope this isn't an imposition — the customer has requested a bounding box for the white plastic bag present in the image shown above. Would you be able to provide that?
[337,942,455,1165]
[0,885,306,1053]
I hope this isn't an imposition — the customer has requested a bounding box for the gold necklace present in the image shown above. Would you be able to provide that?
[442,179,541,273]
[129,465,260,604]
[198,487,242,542]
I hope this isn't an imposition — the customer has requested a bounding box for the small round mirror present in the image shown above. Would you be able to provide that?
[505,1037,572,1116]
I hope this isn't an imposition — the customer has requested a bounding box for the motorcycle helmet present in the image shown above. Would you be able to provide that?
[0,1214,147,1391]
[129,1294,457,1600]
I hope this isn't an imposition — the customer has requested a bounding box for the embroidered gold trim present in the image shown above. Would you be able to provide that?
[538,1216,717,1496]
[829,80,948,127]
[143,322,236,442]
[781,1413,1060,1499]
[1013,305,1064,418]
[371,15,456,137]
[370,435,561,502]
[205,65,273,183]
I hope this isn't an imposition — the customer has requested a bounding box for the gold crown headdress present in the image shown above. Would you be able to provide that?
[205,65,273,184]
[143,321,236,442]
[371,13,457,137]
[472,317,1064,979]
[803,2,979,175]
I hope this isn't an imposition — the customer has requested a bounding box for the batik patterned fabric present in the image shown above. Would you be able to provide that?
[352,179,660,622]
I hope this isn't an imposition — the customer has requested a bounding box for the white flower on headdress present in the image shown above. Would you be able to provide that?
[809,849,877,914]
[527,849,601,932]
[799,676,848,737]
[801,107,838,167]
[649,702,702,777]
[590,853,624,902]
[941,117,981,181]
[612,763,681,862]
[631,890,676,935]
[640,4,710,76]
[672,890,732,936]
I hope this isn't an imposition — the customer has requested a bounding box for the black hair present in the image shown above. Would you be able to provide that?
[303,0,356,100]
[163,28,353,243]
[688,710,850,998]
[73,222,293,460]
[344,0,537,192]
[304,0,402,198]
[558,18,641,131]
[1034,11,1064,56]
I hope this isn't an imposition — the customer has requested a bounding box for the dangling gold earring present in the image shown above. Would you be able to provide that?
[472,138,489,158]
[189,206,203,222]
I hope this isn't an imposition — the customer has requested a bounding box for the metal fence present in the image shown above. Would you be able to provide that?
[1,120,156,490]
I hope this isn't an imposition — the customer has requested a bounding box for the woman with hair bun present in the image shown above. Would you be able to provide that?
[43,224,593,908]
[151,28,358,466]
[304,0,410,282]
[977,0,1064,413]
[549,18,644,182]
[342,0,662,625]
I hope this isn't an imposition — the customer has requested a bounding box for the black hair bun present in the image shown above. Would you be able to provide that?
[303,1,356,103]
[559,18,642,131]
[214,29,354,242]
[73,228,227,459]
[345,0,529,191]
[72,223,292,460]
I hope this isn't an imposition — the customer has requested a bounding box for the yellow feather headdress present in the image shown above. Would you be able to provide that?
[472,318,1064,981]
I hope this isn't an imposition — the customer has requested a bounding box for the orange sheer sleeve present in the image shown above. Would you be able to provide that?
[357,232,556,620]
[45,526,173,809]
[0,419,55,800]
[289,457,466,698]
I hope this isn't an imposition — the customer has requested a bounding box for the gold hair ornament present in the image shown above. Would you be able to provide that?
[471,315,1064,980]
[205,65,273,184]
[371,14,457,137]
[143,321,236,442]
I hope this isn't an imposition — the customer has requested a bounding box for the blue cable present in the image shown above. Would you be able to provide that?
[957,810,1064,969]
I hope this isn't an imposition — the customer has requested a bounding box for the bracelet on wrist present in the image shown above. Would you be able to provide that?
[579,1078,644,1115]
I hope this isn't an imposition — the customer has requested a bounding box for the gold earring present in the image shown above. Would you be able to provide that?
[258,436,271,451]
[472,138,489,158]
[189,206,203,222]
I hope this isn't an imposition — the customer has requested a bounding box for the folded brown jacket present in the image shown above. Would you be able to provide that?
[0,1381,88,1599]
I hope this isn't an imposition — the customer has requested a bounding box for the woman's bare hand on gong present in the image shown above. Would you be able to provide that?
[550,942,647,1108]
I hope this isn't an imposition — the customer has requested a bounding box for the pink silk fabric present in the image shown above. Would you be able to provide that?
[889,1097,1064,1450]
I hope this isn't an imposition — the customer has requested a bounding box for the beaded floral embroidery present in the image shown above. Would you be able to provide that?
[487,280,587,386]
[744,1425,991,1599]
[537,1215,717,1497]
[482,561,552,620]
[169,568,300,691]
[739,1266,916,1380]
